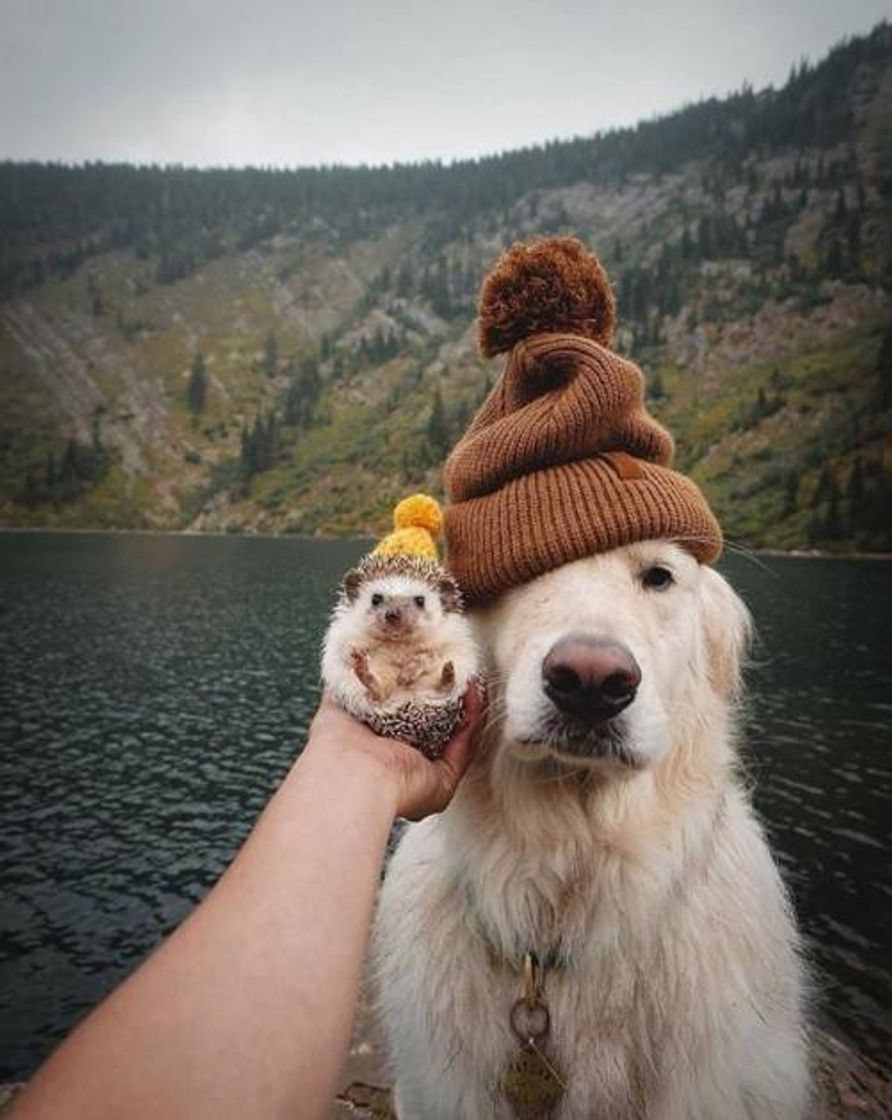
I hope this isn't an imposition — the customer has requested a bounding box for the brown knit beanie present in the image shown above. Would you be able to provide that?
[443,237,722,604]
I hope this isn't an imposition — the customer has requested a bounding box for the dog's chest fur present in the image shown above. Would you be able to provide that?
[373,771,808,1120]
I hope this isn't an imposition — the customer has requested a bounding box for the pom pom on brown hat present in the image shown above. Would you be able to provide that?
[443,236,723,605]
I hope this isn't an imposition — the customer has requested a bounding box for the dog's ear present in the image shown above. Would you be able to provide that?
[699,567,752,698]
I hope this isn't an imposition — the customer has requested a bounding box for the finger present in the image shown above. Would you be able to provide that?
[452,676,487,742]
[464,676,488,724]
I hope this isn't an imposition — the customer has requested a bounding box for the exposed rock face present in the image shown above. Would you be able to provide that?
[1,28,891,548]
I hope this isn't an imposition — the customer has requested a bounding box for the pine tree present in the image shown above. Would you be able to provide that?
[23,466,39,507]
[877,326,892,410]
[824,491,842,540]
[295,354,322,422]
[91,407,104,452]
[846,212,861,272]
[87,274,103,316]
[426,387,450,458]
[824,233,843,277]
[61,438,79,483]
[781,470,800,517]
[262,412,279,469]
[263,332,278,378]
[396,261,413,298]
[811,464,835,508]
[240,423,253,475]
[187,352,208,414]
[846,457,865,521]
[283,377,302,426]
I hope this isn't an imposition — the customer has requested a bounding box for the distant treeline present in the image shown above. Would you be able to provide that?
[1,22,889,299]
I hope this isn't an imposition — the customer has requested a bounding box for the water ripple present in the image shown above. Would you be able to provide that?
[0,536,890,1074]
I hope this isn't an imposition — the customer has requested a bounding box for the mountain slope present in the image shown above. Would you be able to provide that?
[1,24,891,550]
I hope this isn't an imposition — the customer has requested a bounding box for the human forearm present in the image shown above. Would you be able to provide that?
[14,748,395,1120]
[13,690,483,1120]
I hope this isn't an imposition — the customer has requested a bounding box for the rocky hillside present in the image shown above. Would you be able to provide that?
[1,24,891,550]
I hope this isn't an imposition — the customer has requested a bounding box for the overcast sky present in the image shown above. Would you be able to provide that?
[1,0,889,169]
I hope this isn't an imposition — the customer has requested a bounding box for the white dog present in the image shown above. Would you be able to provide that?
[374,540,810,1119]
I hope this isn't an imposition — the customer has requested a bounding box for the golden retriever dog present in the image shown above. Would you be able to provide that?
[373,540,810,1119]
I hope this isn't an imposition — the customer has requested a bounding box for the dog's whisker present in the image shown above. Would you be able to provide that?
[671,533,778,578]
[720,538,779,577]
[482,712,508,735]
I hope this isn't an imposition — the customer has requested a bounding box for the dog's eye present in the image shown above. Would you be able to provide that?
[371,593,384,607]
[642,566,674,591]
[414,595,426,608]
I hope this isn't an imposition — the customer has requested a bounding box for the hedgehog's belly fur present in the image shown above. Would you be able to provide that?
[364,643,442,698]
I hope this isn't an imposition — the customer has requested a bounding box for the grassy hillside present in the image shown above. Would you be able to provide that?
[1,24,891,550]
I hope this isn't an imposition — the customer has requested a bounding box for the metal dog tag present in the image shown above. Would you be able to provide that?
[500,984,567,1120]
[501,1040,566,1119]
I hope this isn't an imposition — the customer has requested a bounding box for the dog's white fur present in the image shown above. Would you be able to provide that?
[374,541,809,1119]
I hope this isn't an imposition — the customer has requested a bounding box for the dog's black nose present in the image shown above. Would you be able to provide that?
[542,636,641,722]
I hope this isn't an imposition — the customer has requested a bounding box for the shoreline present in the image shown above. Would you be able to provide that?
[0,525,889,561]
[3,994,890,1119]
[0,525,372,543]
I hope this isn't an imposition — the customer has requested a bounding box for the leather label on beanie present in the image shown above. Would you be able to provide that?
[601,450,645,480]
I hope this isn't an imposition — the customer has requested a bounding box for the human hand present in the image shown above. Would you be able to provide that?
[305,682,486,821]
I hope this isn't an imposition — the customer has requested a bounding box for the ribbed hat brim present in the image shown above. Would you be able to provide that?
[445,455,722,604]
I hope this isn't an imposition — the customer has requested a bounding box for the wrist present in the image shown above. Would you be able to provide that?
[292,733,401,823]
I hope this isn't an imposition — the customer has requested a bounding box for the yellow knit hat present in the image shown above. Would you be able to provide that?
[373,494,444,561]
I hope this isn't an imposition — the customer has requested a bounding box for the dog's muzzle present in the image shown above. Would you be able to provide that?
[542,635,640,727]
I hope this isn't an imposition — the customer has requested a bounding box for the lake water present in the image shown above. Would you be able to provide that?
[0,533,890,1078]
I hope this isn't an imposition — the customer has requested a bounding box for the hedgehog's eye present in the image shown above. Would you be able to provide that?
[371,593,384,607]
[641,565,674,591]
[414,595,426,609]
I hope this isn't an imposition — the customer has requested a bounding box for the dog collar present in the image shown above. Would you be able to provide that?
[482,937,569,974]
[465,892,570,974]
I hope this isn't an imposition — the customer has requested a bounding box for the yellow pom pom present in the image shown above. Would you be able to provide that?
[372,494,443,561]
[393,494,443,535]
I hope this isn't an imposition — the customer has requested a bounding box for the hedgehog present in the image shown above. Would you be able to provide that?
[321,499,479,760]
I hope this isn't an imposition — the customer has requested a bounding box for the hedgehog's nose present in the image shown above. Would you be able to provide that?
[385,607,403,626]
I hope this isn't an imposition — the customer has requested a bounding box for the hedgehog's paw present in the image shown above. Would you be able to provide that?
[439,659,455,691]
[350,647,383,702]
